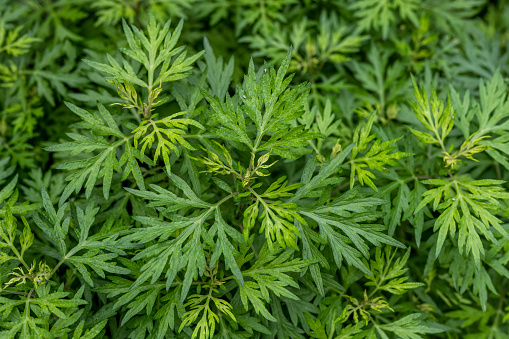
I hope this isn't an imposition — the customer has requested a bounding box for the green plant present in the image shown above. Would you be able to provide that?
[1,0,509,338]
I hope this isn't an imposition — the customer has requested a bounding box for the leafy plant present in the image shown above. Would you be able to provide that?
[2,0,509,338]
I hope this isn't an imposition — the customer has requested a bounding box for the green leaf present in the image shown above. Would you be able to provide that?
[418,178,509,267]
[348,0,419,39]
[244,177,304,250]
[350,112,411,191]
[409,77,455,148]
[291,143,354,202]
[203,37,234,101]
[301,188,405,275]
[0,23,39,56]
[209,211,244,285]
[377,313,448,338]
[45,103,145,204]
[126,204,222,301]
[132,112,203,173]
[366,247,424,295]
[239,244,312,322]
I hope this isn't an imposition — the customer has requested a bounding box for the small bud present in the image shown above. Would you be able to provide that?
[264,68,267,73]
[242,95,247,99]
[452,116,455,119]
[452,198,456,201]
[257,152,271,167]
[332,140,342,158]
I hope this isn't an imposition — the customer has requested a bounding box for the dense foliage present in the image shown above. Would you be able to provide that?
[1,0,509,338]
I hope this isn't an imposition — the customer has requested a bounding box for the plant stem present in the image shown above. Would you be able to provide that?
[0,289,32,296]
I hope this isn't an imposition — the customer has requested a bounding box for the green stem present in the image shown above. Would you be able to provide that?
[6,241,30,271]
[24,287,35,319]
[246,186,273,213]
[433,125,448,156]
[49,241,86,279]
[307,140,320,156]
[215,191,240,208]
[0,289,31,296]
[182,133,216,139]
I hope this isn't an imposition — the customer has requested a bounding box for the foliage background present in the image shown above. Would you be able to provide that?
[1,0,509,338]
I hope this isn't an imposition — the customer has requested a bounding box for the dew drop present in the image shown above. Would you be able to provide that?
[242,95,247,99]
[452,116,455,120]
[452,198,456,201]
[264,68,267,73]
